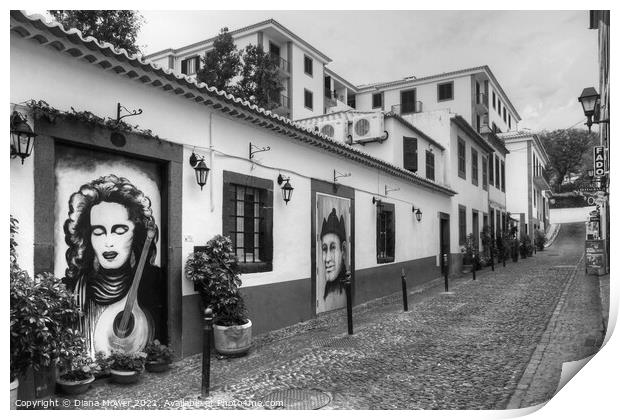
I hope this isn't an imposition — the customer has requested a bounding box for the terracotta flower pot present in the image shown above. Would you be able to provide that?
[145,361,170,373]
[110,369,143,384]
[56,375,94,395]
[213,319,252,356]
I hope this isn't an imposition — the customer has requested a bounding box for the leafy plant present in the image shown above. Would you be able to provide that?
[59,351,99,382]
[197,27,241,92]
[94,351,111,378]
[520,235,533,258]
[185,234,248,326]
[461,233,480,266]
[231,44,284,110]
[144,339,173,364]
[480,226,496,262]
[107,351,146,372]
[10,271,84,381]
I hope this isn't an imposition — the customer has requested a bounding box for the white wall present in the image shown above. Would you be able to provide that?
[505,139,529,217]
[550,206,596,224]
[10,32,453,298]
[289,43,324,120]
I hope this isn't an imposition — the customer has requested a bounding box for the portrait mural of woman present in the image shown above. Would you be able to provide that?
[55,146,167,356]
[316,193,351,313]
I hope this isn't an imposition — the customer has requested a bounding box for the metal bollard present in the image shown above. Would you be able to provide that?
[472,253,476,280]
[202,307,213,398]
[401,268,409,312]
[344,271,353,335]
[443,253,449,292]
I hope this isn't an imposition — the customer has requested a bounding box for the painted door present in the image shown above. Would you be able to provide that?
[316,193,351,314]
[54,144,167,356]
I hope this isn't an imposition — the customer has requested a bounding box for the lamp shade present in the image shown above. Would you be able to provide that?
[415,208,423,222]
[10,112,36,164]
[578,87,599,116]
[194,159,210,190]
[281,179,294,204]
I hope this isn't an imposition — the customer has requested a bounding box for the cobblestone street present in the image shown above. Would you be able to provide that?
[56,222,605,410]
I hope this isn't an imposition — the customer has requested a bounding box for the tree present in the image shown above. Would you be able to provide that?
[49,10,144,56]
[231,44,283,110]
[539,128,598,192]
[196,28,241,92]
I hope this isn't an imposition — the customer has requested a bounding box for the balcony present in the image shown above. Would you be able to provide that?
[270,93,290,117]
[270,54,290,75]
[391,101,423,115]
[475,92,489,111]
[324,88,337,108]
[533,164,551,189]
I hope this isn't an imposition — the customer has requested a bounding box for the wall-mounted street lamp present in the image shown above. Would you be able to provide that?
[10,111,37,164]
[249,142,271,160]
[578,87,609,133]
[189,152,210,190]
[277,174,294,205]
[412,206,423,222]
[333,169,351,183]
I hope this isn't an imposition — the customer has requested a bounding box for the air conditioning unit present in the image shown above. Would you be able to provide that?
[351,114,384,142]
[319,121,346,142]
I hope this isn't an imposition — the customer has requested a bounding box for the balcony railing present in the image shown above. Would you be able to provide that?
[270,54,290,73]
[269,93,289,110]
[533,164,551,188]
[391,101,423,115]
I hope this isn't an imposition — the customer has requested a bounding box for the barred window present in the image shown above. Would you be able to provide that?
[376,202,395,264]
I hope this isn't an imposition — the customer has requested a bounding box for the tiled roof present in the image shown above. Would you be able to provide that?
[10,10,455,197]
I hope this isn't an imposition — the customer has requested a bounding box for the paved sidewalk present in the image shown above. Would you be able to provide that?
[52,223,603,410]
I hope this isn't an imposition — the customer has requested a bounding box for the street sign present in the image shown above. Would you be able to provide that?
[594,146,606,177]
[585,239,605,273]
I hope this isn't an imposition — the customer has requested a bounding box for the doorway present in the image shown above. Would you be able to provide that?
[439,213,450,275]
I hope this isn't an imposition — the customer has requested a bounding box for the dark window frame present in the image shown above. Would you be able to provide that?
[471,147,479,186]
[304,89,313,110]
[222,171,273,273]
[400,89,417,114]
[180,55,200,75]
[437,81,454,102]
[425,150,435,181]
[501,160,506,192]
[403,137,418,173]
[457,137,466,179]
[482,155,488,190]
[458,205,467,246]
[304,55,313,76]
[489,153,494,186]
[492,92,496,110]
[372,92,383,109]
[376,202,395,264]
[495,155,500,188]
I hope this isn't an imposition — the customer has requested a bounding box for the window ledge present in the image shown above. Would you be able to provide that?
[239,261,272,274]
[377,257,395,264]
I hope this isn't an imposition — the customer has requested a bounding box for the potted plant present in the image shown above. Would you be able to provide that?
[480,226,495,265]
[144,339,173,372]
[56,351,98,395]
[534,229,546,251]
[11,215,84,403]
[520,235,533,258]
[108,351,146,384]
[460,234,479,273]
[94,351,111,379]
[185,234,252,356]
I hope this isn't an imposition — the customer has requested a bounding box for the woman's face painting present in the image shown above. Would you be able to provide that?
[321,233,344,282]
[90,202,136,270]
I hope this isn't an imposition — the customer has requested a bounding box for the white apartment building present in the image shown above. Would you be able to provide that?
[500,131,551,236]
[146,19,330,120]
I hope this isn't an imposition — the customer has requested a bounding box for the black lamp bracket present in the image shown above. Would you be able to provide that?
[372,197,383,207]
[189,151,205,167]
[333,170,352,183]
[277,174,291,185]
[116,102,143,124]
[249,142,271,160]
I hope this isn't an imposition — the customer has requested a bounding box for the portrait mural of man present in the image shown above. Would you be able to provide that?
[316,193,351,313]
[54,145,167,356]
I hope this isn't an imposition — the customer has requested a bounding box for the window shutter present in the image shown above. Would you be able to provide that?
[181,59,187,75]
[194,56,201,72]
[403,137,418,172]
[376,208,381,259]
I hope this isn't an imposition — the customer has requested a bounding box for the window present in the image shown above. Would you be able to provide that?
[471,148,478,186]
[534,188,537,207]
[304,55,313,76]
[347,95,356,109]
[476,114,481,133]
[503,107,507,123]
[475,82,481,104]
[482,156,488,190]
[508,114,512,130]
[372,92,383,109]
[181,56,200,75]
[401,89,417,114]
[304,89,313,110]
[458,137,466,179]
[222,171,273,273]
[501,160,505,192]
[472,210,479,247]
[459,205,467,245]
[495,156,500,188]
[437,81,454,101]
[489,154,494,186]
[376,202,395,264]
[497,211,502,235]
[492,92,496,110]
[425,150,435,181]
[490,208,495,235]
[403,137,418,172]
